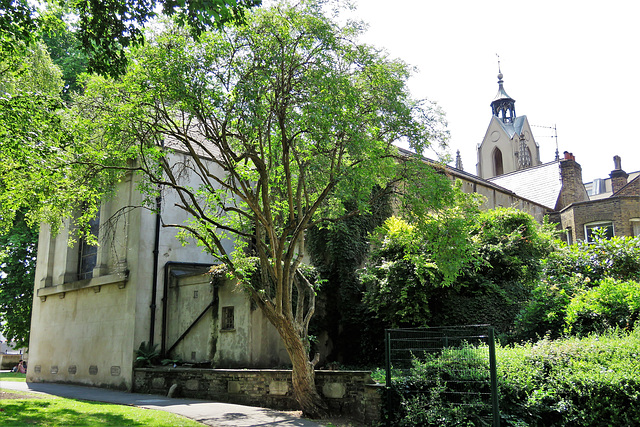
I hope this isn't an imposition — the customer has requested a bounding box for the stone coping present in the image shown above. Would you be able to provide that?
[37,271,128,300]
[134,367,374,375]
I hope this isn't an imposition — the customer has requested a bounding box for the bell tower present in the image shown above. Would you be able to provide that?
[490,69,516,123]
[476,65,541,179]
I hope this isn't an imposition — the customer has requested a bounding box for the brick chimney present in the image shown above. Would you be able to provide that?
[610,155,628,194]
[556,152,589,210]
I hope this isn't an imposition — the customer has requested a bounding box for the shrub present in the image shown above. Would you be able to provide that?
[514,236,640,341]
[544,236,640,284]
[564,278,640,335]
[512,274,584,341]
[389,331,640,426]
[497,331,640,426]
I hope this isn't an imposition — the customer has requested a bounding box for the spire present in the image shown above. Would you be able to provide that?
[490,65,516,123]
[455,150,463,170]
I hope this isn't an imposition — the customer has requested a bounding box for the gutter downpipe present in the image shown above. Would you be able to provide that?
[149,195,162,347]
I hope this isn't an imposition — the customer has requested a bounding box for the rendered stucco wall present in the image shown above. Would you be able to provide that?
[28,152,231,389]
[477,116,540,179]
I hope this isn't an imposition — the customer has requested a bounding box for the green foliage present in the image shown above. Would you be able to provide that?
[135,341,160,367]
[0,41,63,96]
[362,206,555,332]
[512,275,579,341]
[564,278,640,335]
[468,208,558,285]
[1,0,261,78]
[497,331,640,426]
[388,343,494,426]
[0,210,37,348]
[308,192,391,365]
[544,235,640,284]
[390,331,640,426]
[40,9,88,100]
[514,235,640,341]
[0,0,39,60]
[360,216,440,327]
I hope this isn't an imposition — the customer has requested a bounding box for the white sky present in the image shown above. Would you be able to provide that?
[343,0,640,183]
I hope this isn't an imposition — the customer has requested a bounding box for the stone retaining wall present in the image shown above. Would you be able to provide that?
[133,368,382,424]
[0,354,22,370]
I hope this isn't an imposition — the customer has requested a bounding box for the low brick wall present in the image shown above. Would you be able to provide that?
[133,368,382,424]
[0,354,22,370]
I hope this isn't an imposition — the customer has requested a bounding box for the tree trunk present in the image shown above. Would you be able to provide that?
[277,318,328,418]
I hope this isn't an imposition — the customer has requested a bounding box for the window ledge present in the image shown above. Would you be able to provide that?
[37,271,129,300]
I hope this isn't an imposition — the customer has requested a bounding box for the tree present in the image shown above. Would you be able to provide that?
[0,40,66,347]
[60,1,452,416]
[362,206,557,333]
[0,37,68,226]
[40,10,88,100]
[1,0,261,78]
[0,210,37,348]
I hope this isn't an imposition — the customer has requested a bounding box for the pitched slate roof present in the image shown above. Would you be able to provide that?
[495,115,527,139]
[488,161,562,209]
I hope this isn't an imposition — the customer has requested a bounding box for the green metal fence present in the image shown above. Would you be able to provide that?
[385,325,499,426]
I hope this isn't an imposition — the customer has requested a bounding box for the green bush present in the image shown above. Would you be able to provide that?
[514,236,640,341]
[512,274,582,341]
[389,331,640,426]
[498,331,640,426]
[362,208,556,332]
[564,278,640,335]
[544,236,640,284]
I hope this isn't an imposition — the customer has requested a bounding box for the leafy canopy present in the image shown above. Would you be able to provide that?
[362,206,557,328]
[0,211,37,348]
[1,0,262,78]
[56,1,452,415]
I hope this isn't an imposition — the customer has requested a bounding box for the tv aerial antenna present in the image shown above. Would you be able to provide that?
[532,124,559,160]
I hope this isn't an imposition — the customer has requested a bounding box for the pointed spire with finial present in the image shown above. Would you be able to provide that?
[491,55,516,123]
[455,150,463,170]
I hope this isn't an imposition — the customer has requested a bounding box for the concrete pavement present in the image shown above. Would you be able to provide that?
[0,380,324,426]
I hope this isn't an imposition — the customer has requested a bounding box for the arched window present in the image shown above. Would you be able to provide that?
[493,148,504,176]
[78,211,100,280]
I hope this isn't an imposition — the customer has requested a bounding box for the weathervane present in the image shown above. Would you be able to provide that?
[496,53,501,73]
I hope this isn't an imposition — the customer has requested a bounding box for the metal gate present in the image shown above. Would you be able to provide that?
[385,325,499,426]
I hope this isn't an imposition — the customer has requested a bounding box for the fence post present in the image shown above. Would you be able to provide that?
[385,329,392,426]
[488,327,500,426]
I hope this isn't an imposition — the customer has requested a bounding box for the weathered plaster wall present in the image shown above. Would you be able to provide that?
[28,152,230,390]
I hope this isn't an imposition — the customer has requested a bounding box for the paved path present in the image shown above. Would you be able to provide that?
[0,380,324,426]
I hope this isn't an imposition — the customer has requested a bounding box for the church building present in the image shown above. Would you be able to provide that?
[476,70,542,179]
[469,69,640,243]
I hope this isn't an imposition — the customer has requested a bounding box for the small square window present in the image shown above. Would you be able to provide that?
[221,306,234,330]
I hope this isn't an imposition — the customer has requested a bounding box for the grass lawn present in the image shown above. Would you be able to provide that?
[0,373,203,426]
[0,394,205,426]
[0,372,27,381]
